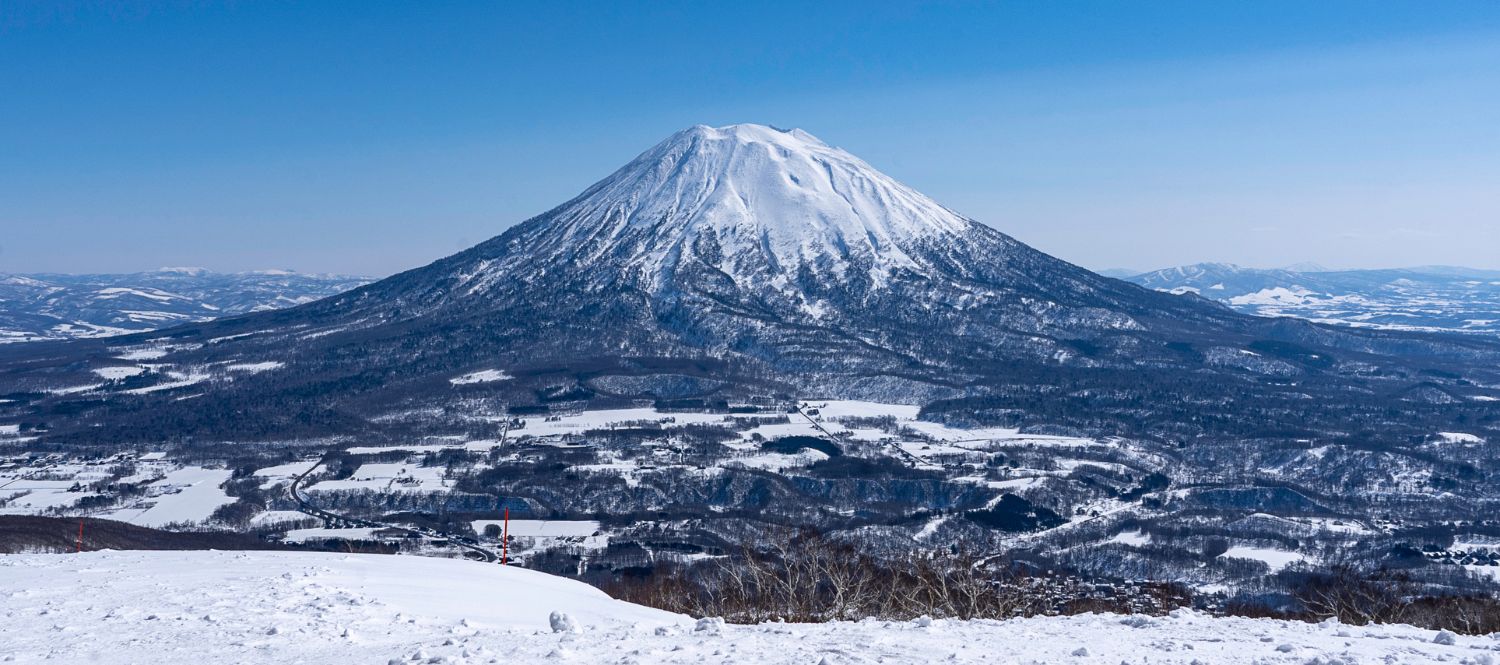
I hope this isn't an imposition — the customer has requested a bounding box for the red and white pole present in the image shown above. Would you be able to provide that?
[500,508,509,565]
[76,519,83,553]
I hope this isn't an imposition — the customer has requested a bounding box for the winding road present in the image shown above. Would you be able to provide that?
[288,455,501,563]
[795,402,927,466]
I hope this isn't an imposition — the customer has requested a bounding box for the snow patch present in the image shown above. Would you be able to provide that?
[1110,530,1151,546]
[470,519,601,538]
[123,371,211,394]
[1228,286,1321,306]
[46,383,103,395]
[92,366,146,380]
[226,361,284,373]
[1218,546,1306,572]
[450,369,513,385]
[115,348,170,360]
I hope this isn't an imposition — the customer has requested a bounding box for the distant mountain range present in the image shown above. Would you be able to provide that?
[1123,263,1500,336]
[0,269,370,343]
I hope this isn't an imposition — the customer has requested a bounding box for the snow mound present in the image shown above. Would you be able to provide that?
[0,550,677,663]
[0,550,1485,664]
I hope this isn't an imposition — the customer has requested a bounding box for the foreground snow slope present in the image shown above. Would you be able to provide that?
[2,551,1495,664]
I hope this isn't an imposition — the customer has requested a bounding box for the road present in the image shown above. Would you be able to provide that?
[794,402,927,466]
[288,455,502,563]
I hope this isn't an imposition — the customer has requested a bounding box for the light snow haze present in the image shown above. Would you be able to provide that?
[3,2,1499,275]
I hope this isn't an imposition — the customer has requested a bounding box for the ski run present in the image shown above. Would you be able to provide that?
[2,549,1495,664]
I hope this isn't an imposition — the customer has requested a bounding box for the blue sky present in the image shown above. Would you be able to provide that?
[3,1,1498,275]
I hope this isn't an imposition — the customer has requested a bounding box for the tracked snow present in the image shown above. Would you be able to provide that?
[0,550,1487,664]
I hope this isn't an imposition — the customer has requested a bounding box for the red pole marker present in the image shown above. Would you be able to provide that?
[76,519,84,553]
[501,507,509,565]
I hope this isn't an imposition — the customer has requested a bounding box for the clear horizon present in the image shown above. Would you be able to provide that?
[3,2,1498,276]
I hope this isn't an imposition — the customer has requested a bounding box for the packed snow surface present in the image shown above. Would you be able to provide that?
[1,550,1491,664]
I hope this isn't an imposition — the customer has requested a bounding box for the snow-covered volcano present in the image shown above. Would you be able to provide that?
[433,122,1034,311]
[6,123,1500,441]
[387,123,1164,339]
[513,123,973,290]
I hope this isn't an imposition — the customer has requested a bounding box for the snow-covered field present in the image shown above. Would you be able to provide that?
[99,466,234,526]
[499,400,1099,455]
[311,400,1110,498]
[0,455,235,526]
[1219,545,1307,572]
[451,369,513,385]
[0,550,1491,664]
[305,461,450,492]
[281,526,385,543]
[469,520,609,557]
[469,519,601,539]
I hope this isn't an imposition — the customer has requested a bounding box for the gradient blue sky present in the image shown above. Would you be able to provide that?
[3,1,1498,276]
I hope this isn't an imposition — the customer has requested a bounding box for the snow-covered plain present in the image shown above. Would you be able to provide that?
[99,466,234,526]
[469,519,601,538]
[469,519,610,557]
[0,550,1491,664]
[0,456,236,525]
[92,365,147,380]
[305,461,450,492]
[1437,431,1486,445]
[281,526,385,542]
[1219,545,1307,572]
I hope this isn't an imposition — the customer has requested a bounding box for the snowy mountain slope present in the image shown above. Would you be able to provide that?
[1128,263,1500,335]
[314,123,1200,347]
[3,124,1499,447]
[466,123,973,293]
[0,269,369,343]
[0,550,1487,664]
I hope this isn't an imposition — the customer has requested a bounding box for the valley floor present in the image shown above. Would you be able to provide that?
[1,551,1494,664]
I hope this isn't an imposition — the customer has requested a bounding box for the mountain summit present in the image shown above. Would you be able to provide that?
[451,123,981,300]
[4,124,1498,444]
[357,122,1176,364]
[527,123,972,287]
